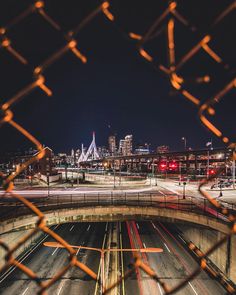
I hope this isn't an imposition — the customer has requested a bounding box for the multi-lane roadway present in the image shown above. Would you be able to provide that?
[0,221,227,295]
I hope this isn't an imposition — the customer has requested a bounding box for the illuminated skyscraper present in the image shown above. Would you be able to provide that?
[108,135,116,156]
[119,135,133,156]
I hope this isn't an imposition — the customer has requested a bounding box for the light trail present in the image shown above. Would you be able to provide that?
[188,282,199,295]
[21,287,29,295]
[164,243,171,253]
[69,225,74,231]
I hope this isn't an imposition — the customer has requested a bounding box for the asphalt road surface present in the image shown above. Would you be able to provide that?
[0,222,227,295]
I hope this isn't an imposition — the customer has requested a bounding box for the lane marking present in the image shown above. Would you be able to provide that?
[21,287,29,295]
[76,247,81,256]
[69,225,74,231]
[158,190,165,196]
[87,225,91,231]
[51,247,59,256]
[157,222,209,295]
[164,243,171,253]
[158,283,163,295]
[151,222,157,230]
[178,235,186,244]
[94,223,108,295]
[57,285,63,295]
[0,224,60,283]
[188,282,198,295]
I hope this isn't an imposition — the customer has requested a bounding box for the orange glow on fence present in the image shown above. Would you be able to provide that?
[102,2,114,21]
[200,114,222,138]
[168,19,175,66]
[170,78,181,90]
[34,66,42,75]
[170,73,183,90]
[202,44,222,63]
[176,35,211,70]
[0,109,13,123]
[1,38,10,47]
[182,90,200,106]
[68,40,87,63]
[213,78,236,103]
[36,75,53,96]
[200,35,211,45]
[169,2,177,11]
[0,27,6,34]
[207,107,215,115]
[34,1,44,9]
[139,48,153,62]
[129,32,142,40]
[6,46,28,64]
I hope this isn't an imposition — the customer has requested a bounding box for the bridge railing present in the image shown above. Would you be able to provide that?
[0,192,234,223]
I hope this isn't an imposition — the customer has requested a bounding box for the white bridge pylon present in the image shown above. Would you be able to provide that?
[78,132,100,163]
[78,143,86,162]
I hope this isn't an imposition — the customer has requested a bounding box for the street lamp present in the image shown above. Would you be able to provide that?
[183,181,186,199]
[182,137,187,150]
[44,242,163,293]
[46,172,50,197]
[113,161,116,189]
[219,180,223,197]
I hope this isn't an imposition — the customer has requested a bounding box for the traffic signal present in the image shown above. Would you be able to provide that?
[209,169,216,175]
[159,161,167,171]
[168,161,178,171]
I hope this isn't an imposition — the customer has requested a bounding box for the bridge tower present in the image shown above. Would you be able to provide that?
[78,143,86,163]
[78,132,100,163]
[84,132,100,161]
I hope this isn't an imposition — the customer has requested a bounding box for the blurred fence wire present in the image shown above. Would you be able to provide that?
[0,0,236,294]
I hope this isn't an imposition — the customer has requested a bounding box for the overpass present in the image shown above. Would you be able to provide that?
[0,192,236,291]
[80,147,233,175]
[0,192,232,233]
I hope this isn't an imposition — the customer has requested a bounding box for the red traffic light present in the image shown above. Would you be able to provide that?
[209,169,216,175]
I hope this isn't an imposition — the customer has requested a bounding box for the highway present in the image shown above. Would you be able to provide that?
[0,222,227,295]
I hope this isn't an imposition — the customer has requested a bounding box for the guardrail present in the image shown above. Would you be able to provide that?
[0,192,234,223]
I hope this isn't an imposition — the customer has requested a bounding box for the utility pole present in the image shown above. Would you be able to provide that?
[207,150,210,179]
[182,137,187,150]
[183,181,186,199]
[46,172,50,197]
[113,161,116,189]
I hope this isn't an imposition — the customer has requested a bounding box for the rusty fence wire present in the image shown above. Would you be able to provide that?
[0,0,236,294]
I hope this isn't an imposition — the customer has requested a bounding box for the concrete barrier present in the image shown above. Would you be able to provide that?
[177,224,236,283]
[0,229,42,269]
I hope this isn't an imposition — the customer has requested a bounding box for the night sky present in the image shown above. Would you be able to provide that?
[0,0,235,153]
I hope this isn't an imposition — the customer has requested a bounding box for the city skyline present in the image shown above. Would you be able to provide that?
[0,1,234,154]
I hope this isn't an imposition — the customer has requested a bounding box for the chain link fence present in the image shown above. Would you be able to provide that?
[0,0,236,294]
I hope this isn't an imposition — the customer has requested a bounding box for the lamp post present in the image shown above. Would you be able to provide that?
[183,181,186,199]
[113,161,116,189]
[219,180,223,197]
[46,172,50,197]
[43,242,163,294]
[182,137,187,150]
[151,162,154,186]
